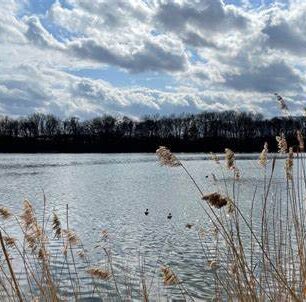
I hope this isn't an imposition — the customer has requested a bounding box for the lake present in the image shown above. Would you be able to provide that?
[0,153,289,301]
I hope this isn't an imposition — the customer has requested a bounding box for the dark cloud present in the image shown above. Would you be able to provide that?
[0,79,50,115]
[182,31,218,48]
[69,39,187,73]
[224,61,303,93]
[155,0,249,33]
[262,18,306,55]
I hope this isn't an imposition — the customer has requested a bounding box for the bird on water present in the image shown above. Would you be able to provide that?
[145,209,149,216]
[167,213,172,220]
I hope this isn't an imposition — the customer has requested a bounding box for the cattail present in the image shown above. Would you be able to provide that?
[276,133,287,154]
[52,212,61,239]
[161,266,179,285]
[3,236,16,248]
[87,268,111,280]
[210,152,220,164]
[0,207,11,220]
[202,192,231,209]
[258,142,268,167]
[297,130,304,152]
[285,147,294,180]
[225,148,235,170]
[156,146,181,167]
[275,93,289,113]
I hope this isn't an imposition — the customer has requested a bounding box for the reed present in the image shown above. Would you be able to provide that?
[1,100,306,300]
[0,147,305,301]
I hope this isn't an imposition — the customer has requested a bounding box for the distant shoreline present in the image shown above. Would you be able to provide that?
[0,111,304,153]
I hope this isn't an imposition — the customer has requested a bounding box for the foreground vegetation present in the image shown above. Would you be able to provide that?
[0,132,306,300]
[1,95,306,300]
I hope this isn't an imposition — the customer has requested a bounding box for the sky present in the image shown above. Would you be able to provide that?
[0,0,305,119]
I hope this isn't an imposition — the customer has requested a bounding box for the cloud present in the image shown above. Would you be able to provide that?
[24,15,64,49]
[155,0,250,33]
[0,0,306,119]
[261,4,306,55]
[224,61,303,93]
[68,36,188,73]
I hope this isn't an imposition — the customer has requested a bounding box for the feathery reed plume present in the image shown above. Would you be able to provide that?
[77,250,85,259]
[0,207,11,220]
[297,130,304,152]
[208,260,219,270]
[161,266,179,285]
[258,142,268,167]
[210,152,220,164]
[156,146,181,167]
[234,167,240,180]
[285,147,294,180]
[275,93,289,114]
[3,236,16,248]
[87,268,111,280]
[52,212,61,239]
[0,232,23,302]
[202,192,231,209]
[63,229,79,246]
[101,229,109,240]
[21,200,43,252]
[199,228,206,239]
[20,200,35,228]
[227,199,235,214]
[225,148,235,170]
[38,247,48,261]
[276,133,287,154]
[25,234,38,251]
[62,230,79,255]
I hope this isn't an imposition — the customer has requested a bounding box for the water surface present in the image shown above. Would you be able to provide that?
[0,153,289,301]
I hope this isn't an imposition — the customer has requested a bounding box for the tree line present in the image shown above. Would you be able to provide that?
[0,111,304,153]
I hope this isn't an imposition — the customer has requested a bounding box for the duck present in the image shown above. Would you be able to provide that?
[167,213,172,220]
[185,223,194,229]
[144,209,149,216]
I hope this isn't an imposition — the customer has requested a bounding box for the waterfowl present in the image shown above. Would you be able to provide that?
[144,209,149,216]
[185,223,194,229]
[167,213,172,220]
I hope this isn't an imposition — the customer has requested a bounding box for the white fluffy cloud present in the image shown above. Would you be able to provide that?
[0,0,306,118]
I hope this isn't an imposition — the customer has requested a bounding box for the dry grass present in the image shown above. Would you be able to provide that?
[1,99,306,300]
[0,145,306,301]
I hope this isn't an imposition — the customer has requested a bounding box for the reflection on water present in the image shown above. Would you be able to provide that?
[0,153,289,300]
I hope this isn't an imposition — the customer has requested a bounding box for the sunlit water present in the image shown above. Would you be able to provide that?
[0,153,291,301]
